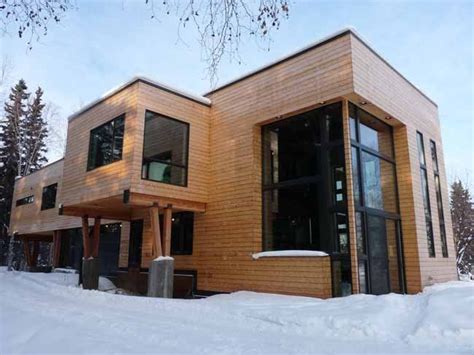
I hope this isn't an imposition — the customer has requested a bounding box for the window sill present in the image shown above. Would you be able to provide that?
[252,250,329,260]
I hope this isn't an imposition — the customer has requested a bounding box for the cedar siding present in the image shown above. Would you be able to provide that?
[9,29,457,297]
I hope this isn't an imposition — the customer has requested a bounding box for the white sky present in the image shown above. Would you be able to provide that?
[2,0,473,185]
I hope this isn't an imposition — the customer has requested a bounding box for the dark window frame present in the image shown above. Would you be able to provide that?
[87,114,126,171]
[430,140,448,257]
[261,101,352,297]
[41,183,58,210]
[417,131,435,257]
[16,195,34,207]
[141,110,190,187]
[349,102,406,294]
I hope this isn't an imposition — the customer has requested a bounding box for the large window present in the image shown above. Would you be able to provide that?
[41,183,57,210]
[87,114,125,170]
[350,103,404,295]
[262,102,351,296]
[417,132,435,257]
[431,140,448,257]
[170,212,194,255]
[142,111,189,186]
[16,195,34,206]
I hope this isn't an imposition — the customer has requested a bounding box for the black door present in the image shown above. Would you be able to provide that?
[98,224,121,276]
[366,214,390,295]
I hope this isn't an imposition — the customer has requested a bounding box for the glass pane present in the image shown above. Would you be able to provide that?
[367,215,390,295]
[171,212,194,255]
[262,110,321,184]
[41,183,57,210]
[262,184,320,251]
[386,219,401,293]
[335,213,349,254]
[356,212,365,255]
[89,122,114,168]
[358,109,393,157]
[358,260,367,294]
[142,111,189,186]
[361,152,398,213]
[329,147,346,207]
[324,102,343,141]
[426,218,435,257]
[332,259,352,297]
[420,168,432,218]
[430,140,439,172]
[113,115,125,160]
[417,132,426,166]
[349,103,357,141]
[351,147,361,206]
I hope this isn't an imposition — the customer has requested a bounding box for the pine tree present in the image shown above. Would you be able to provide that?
[0,80,49,268]
[23,87,48,175]
[0,79,29,236]
[450,180,473,278]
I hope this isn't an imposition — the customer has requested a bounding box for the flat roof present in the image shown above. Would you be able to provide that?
[203,27,437,107]
[68,76,212,122]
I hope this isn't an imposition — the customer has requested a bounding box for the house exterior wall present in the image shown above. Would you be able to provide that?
[9,29,457,297]
[9,160,81,235]
[350,33,457,291]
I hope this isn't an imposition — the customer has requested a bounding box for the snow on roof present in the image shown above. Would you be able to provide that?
[68,76,211,122]
[252,250,329,260]
[204,27,437,106]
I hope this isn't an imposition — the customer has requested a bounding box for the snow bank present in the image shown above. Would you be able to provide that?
[0,269,472,354]
[252,250,329,259]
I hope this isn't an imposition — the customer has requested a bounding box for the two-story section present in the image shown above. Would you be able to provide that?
[8,28,458,298]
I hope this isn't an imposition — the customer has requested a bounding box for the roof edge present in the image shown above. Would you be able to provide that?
[68,76,211,122]
[204,27,437,107]
[15,158,65,181]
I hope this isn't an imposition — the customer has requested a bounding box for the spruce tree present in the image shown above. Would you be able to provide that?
[0,79,29,236]
[450,180,473,278]
[24,87,48,175]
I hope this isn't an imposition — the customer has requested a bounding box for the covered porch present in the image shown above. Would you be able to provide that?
[59,189,206,296]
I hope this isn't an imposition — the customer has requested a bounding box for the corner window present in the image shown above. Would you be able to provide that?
[417,131,435,257]
[142,111,189,187]
[87,114,125,170]
[41,183,58,210]
[16,195,34,206]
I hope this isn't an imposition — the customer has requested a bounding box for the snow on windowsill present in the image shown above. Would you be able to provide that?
[154,256,174,261]
[252,250,329,260]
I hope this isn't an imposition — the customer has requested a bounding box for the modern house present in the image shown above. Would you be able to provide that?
[9,28,458,298]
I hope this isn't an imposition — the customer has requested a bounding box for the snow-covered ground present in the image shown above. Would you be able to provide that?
[0,268,473,354]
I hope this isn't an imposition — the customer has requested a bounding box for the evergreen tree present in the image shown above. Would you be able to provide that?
[0,80,49,267]
[450,180,473,278]
[24,87,48,175]
[0,79,29,237]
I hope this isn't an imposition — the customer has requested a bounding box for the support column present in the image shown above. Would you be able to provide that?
[22,239,33,269]
[147,205,174,298]
[52,230,61,268]
[81,216,101,290]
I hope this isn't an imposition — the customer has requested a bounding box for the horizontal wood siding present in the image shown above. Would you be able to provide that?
[350,34,457,290]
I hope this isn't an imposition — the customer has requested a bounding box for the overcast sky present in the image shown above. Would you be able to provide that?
[2,0,473,185]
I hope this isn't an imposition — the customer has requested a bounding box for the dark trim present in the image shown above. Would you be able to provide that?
[205,29,437,107]
[194,289,227,297]
[58,204,64,216]
[123,189,130,204]
[140,109,190,188]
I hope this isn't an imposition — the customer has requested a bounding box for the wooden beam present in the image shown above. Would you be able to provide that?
[81,215,91,259]
[162,205,173,256]
[62,205,131,221]
[127,192,206,213]
[149,206,162,258]
[91,217,101,258]
[52,230,61,268]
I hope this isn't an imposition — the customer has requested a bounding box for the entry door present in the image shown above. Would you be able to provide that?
[366,214,391,295]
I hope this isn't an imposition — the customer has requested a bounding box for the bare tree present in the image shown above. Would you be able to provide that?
[0,0,72,49]
[44,101,67,159]
[146,0,289,84]
[1,1,290,84]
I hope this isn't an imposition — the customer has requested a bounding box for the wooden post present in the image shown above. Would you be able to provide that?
[23,240,32,267]
[91,217,101,258]
[52,230,61,268]
[81,215,91,259]
[162,205,173,256]
[149,205,162,258]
